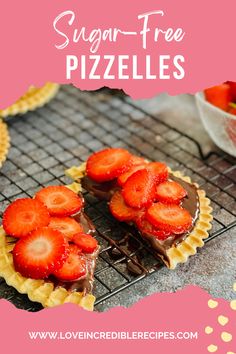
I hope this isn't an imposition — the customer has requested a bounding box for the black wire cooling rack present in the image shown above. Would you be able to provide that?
[0,85,235,311]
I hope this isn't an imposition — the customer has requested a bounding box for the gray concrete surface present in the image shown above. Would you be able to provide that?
[126,93,218,155]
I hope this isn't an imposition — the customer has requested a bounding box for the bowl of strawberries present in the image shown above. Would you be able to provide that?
[196,81,236,156]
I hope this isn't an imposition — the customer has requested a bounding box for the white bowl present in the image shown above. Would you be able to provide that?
[196,92,236,157]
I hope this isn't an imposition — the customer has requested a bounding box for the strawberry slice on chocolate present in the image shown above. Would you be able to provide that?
[53,244,87,281]
[86,148,132,182]
[73,233,98,254]
[35,186,83,217]
[49,217,84,241]
[146,203,193,234]
[156,180,187,204]
[122,168,156,209]
[110,191,140,221]
[147,162,168,183]
[3,198,50,238]
[117,164,147,186]
[136,215,171,240]
[13,227,69,279]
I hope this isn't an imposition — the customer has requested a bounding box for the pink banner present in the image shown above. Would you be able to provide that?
[1,0,236,108]
[0,287,235,354]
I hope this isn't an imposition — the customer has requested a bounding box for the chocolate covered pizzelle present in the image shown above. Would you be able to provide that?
[66,148,213,269]
[0,183,99,310]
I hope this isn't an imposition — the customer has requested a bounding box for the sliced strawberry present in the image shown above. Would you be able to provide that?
[130,155,147,166]
[147,162,168,184]
[136,215,171,240]
[146,203,192,234]
[53,244,86,281]
[73,233,98,254]
[204,84,232,111]
[156,180,187,204]
[3,198,50,238]
[109,191,139,221]
[35,186,83,217]
[118,159,167,186]
[13,227,69,279]
[122,169,156,209]
[86,148,132,182]
[49,217,83,241]
[117,164,147,186]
